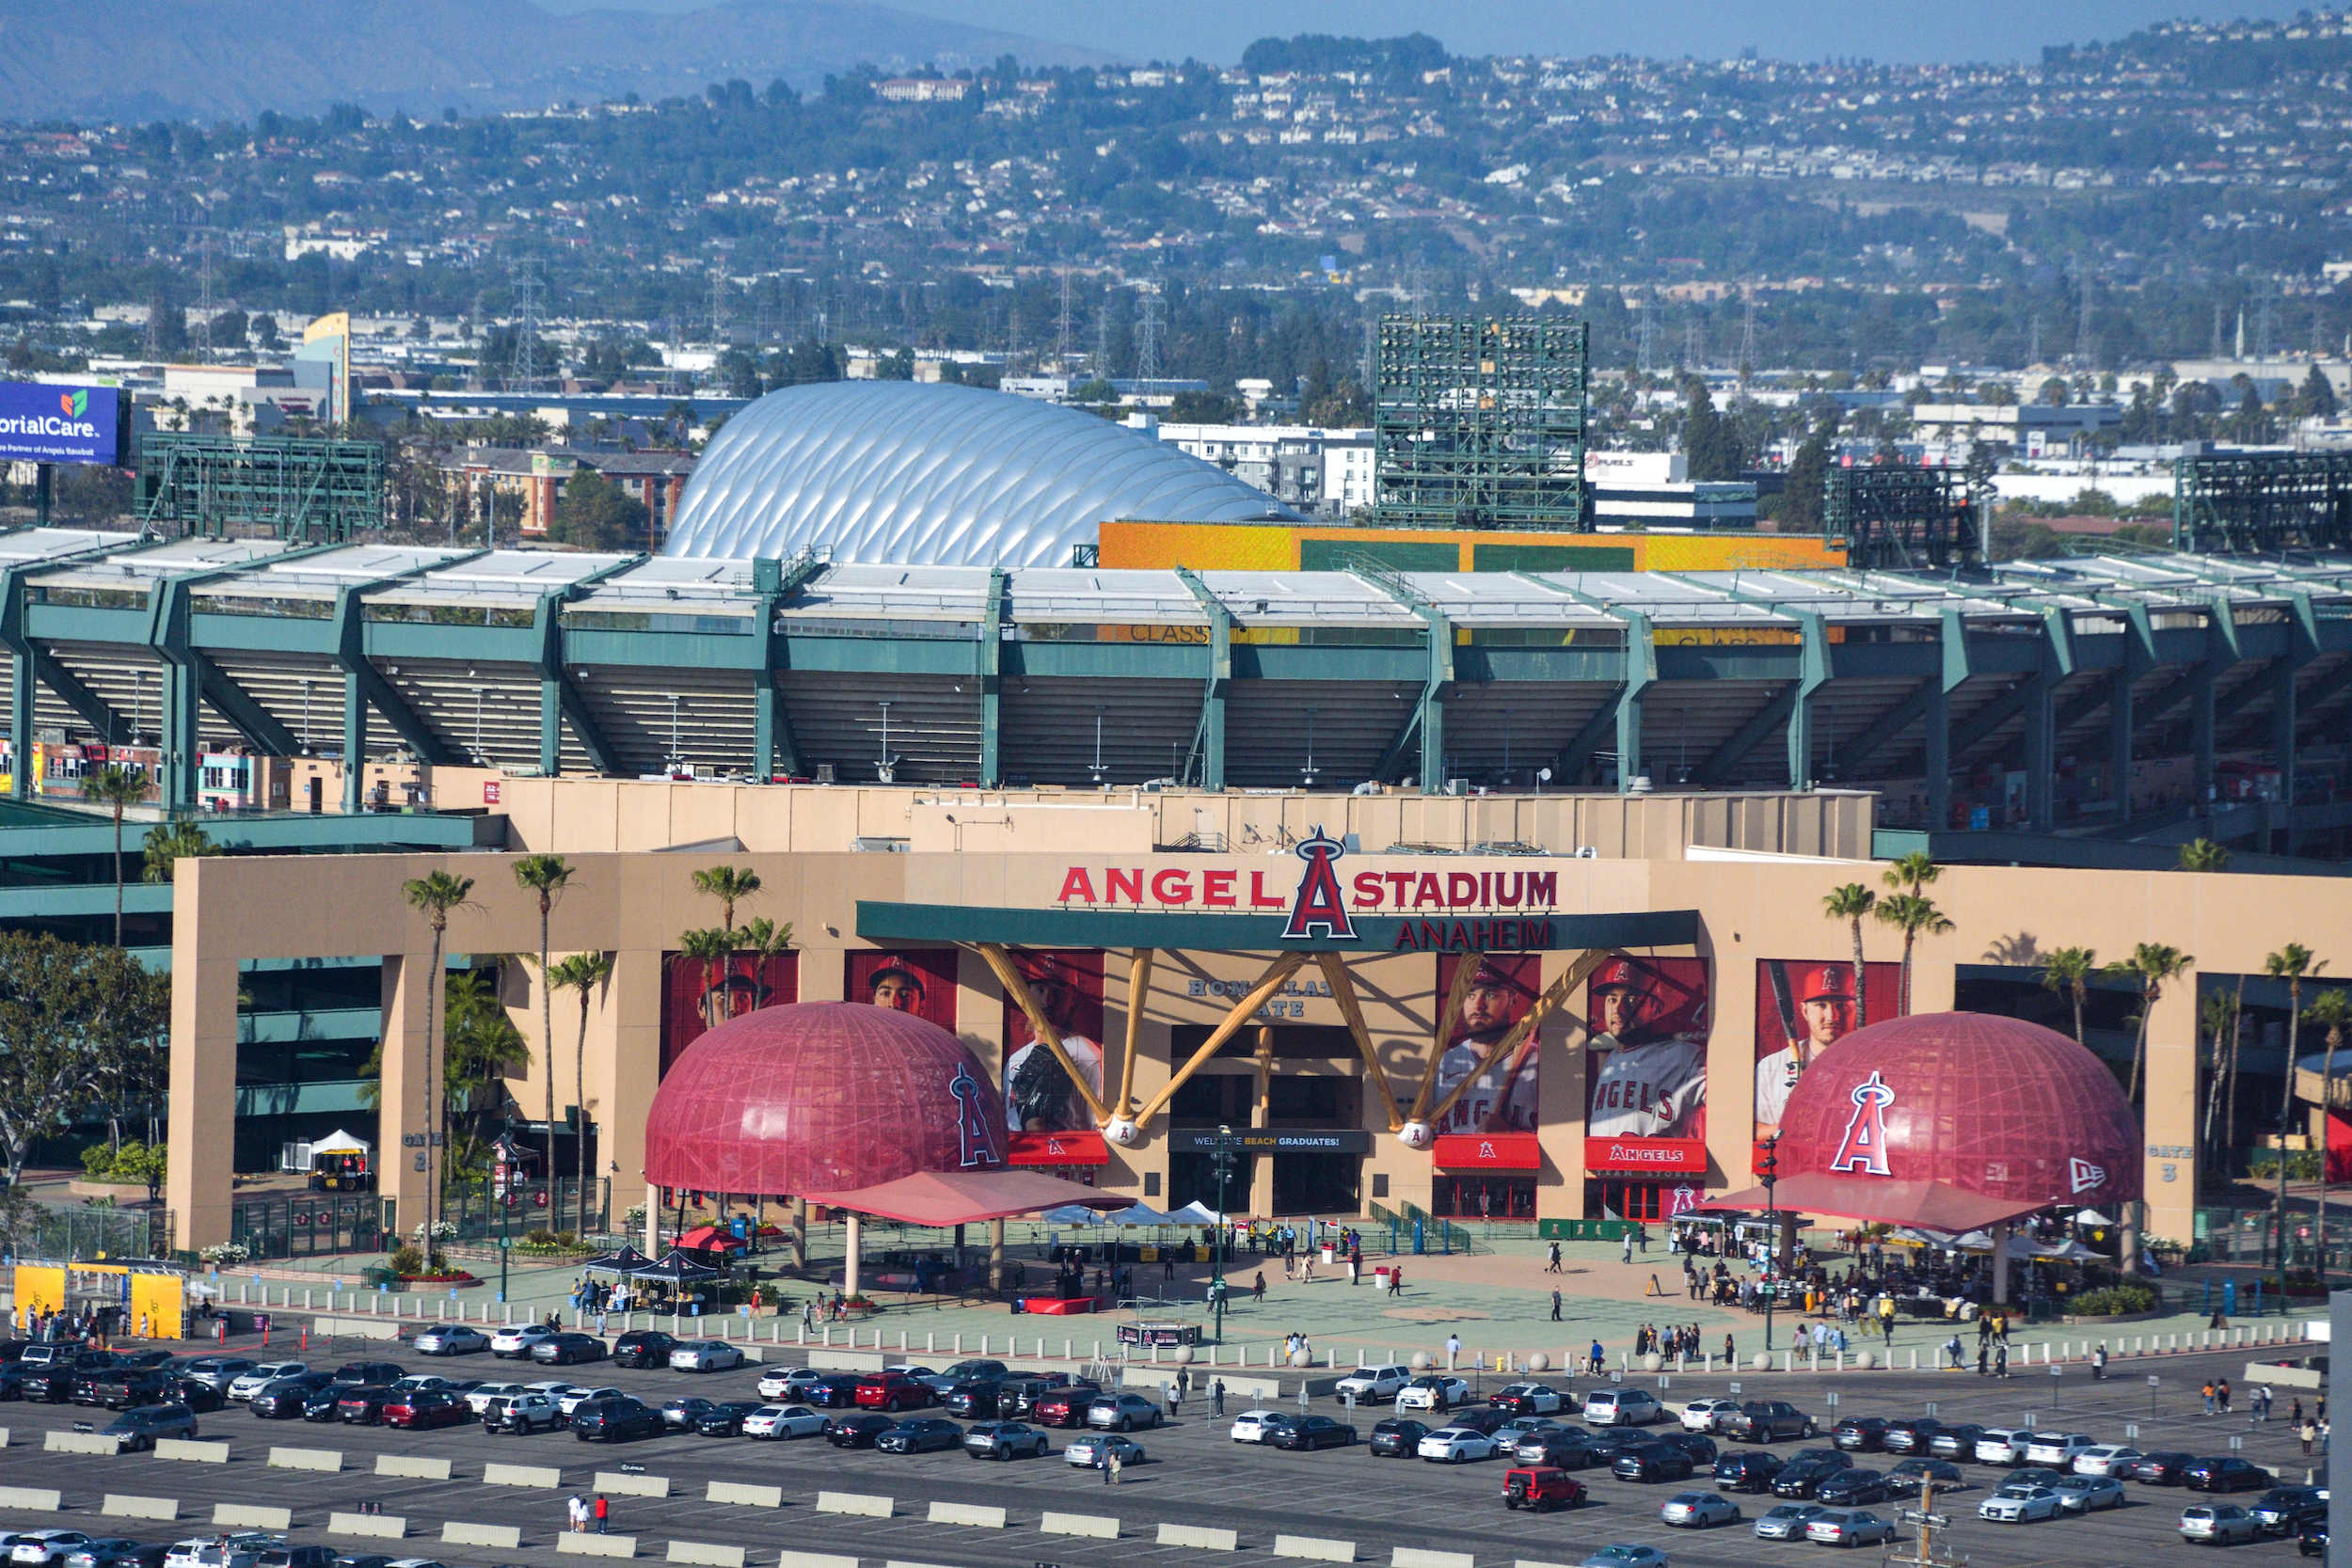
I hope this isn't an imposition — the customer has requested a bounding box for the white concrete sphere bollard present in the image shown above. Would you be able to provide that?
[1172,1345,1195,1365]
[1104,1117,1141,1147]
[1853,1350,1876,1370]
[1289,1349,1311,1368]
[1751,1352,1772,1370]
[1398,1120,1436,1151]
[1641,1352,1665,1372]
[1409,1350,1433,1371]
[1526,1352,1549,1372]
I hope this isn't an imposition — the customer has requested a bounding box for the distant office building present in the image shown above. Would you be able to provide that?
[446,446,695,546]
[1585,451,1757,529]
[1155,421,1376,515]
[1910,402,2122,457]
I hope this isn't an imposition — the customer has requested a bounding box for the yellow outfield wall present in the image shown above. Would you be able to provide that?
[1097,519,1848,574]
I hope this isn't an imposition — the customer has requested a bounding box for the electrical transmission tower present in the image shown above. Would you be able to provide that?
[2073,269,2095,368]
[1636,291,1655,375]
[1135,278,1164,386]
[1737,291,1757,382]
[709,269,729,347]
[194,228,215,365]
[1057,265,1073,366]
[509,263,543,393]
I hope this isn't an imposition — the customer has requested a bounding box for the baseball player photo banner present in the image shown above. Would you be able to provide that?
[846,948,961,1033]
[1752,958,1902,1159]
[660,950,800,1076]
[1000,948,1107,1137]
[1582,955,1710,1174]
[1431,953,1543,1135]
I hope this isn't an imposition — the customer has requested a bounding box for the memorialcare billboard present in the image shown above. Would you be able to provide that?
[847,948,960,1032]
[1584,956,1709,1173]
[1752,958,1902,1160]
[0,383,129,466]
[1433,952,1541,1134]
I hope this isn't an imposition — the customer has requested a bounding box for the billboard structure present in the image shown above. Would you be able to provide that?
[1374,314,1589,530]
[999,948,1106,1135]
[1583,956,1710,1196]
[0,382,130,467]
[846,948,960,1033]
[1752,958,1902,1149]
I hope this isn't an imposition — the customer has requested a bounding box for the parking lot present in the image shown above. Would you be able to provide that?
[0,1341,2324,1568]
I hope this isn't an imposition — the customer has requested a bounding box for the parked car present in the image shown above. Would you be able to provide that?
[1770,1450,1855,1498]
[1576,1549,1667,1568]
[997,1375,1076,1418]
[1973,1428,2031,1465]
[571,1398,665,1442]
[1367,1418,1428,1458]
[65,1542,167,1568]
[921,1359,1009,1391]
[179,1358,256,1393]
[334,1386,395,1425]
[670,1342,744,1374]
[693,1400,766,1436]
[1086,1393,1163,1432]
[255,1551,333,1568]
[825,1414,896,1449]
[2073,1444,2143,1478]
[461,1383,529,1418]
[1831,1417,1888,1451]
[1680,1397,1741,1433]
[1063,1433,1146,1470]
[1815,1469,1892,1507]
[412,1327,488,1357]
[855,1372,936,1412]
[1333,1366,1413,1402]
[942,1381,1005,1418]
[742,1404,827,1440]
[529,1335,608,1368]
[2185,1457,2273,1493]
[1926,1424,1991,1462]
[1584,1388,1664,1426]
[610,1332,680,1370]
[802,1375,865,1410]
[2180,1504,2262,1545]
[1028,1383,1101,1427]
[2130,1451,2199,1485]
[1723,1401,1815,1443]
[1660,1432,1717,1466]
[1396,1375,1471,1413]
[962,1420,1050,1460]
[1804,1508,1899,1546]
[2251,1486,2331,1536]
[556,1386,623,1418]
[479,1392,561,1433]
[488,1326,557,1359]
[1880,1418,1945,1456]
[11,1536,94,1566]
[299,1386,344,1422]
[2023,1432,2098,1467]
[1659,1492,1740,1528]
[102,1406,199,1449]
[1488,1383,1565,1416]
[249,1371,336,1419]
[329,1362,405,1386]
[2298,1518,2328,1557]
[1613,1442,1695,1483]
[1752,1503,1826,1541]
[1502,1466,1585,1513]
[1978,1484,2064,1523]
[1419,1426,1502,1464]
[1884,1458,1965,1497]
[1517,1429,1602,1468]
[380,1390,469,1430]
[2053,1475,2126,1513]
[228,1363,310,1401]
[1229,1409,1294,1444]
[875,1418,962,1453]
[1270,1416,1357,1450]
[1712,1450,1785,1493]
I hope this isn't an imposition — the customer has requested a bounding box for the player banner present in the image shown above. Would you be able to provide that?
[1430,952,1542,1134]
[847,948,960,1032]
[1000,948,1107,1138]
[1583,956,1709,1172]
[1753,957,1901,1165]
[660,950,798,1076]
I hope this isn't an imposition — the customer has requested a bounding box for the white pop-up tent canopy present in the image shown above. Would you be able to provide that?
[309,1129,371,1156]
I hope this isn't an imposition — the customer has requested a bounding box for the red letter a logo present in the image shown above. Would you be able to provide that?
[1829,1070,1896,1177]
[1281,828,1356,942]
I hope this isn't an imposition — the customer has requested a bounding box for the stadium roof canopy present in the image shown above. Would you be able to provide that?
[662,381,1301,567]
[3,526,2349,821]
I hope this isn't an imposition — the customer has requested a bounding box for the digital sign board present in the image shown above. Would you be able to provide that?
[0,383,130,467]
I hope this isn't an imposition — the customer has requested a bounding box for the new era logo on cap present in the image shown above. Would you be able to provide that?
[2069,1156,2106,1193]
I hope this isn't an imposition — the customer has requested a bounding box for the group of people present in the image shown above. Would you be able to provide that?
[14,1305,112,1345]
[564,1495,611,1534]
[1631,1323,1707,1362]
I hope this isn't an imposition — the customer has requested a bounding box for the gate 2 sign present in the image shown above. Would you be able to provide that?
[0,383,129,466]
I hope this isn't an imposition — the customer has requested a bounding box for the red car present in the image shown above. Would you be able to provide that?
[1030,1384,1103,1428]
[381,1389,469,1430]
[852,1372,936,1413]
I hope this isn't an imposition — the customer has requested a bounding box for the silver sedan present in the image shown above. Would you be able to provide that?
[2053,1475,2125,1513]
[1661,1491,1741,1528]
[1753,1503,1826,1540]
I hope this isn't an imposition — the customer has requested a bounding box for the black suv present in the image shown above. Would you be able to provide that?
[331,1362,405,1385]
[572,1397,665,1442]
[1712,1450,1785,1492]
[1770,1449,1856,1497]
[997,1375,1073,1418]
[944,1380,1005,1418]
[2253,1486,2330,1536]
[1613,1440,1695,1482]
[1816,1467,1893,1506]
[611,1332,681,1370]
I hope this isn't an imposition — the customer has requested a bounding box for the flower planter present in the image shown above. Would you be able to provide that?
[395,1271,481,1287]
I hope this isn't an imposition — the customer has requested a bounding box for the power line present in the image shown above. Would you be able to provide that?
[1135,276,1164,385]
[509,261,542,393]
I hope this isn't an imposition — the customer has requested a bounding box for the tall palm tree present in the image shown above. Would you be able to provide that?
[2226,973,2249,1176]
[402,869,478,1233]
[691,864,761,931]
[1881,849,1941,900]
[732,916,795,1017]
[1820,883,1876,1030]
[548,951,614,1238]
[2201,990,2238,1164]
[84,764,151,946]
[2177,837,2231,873]
[2268,943,2324,1294]
[2106,942,2193,1102]
[513,854,575,1206]
[2302,987,2352,1291]
[1872,892,1953,1015]
[139,817,218,884]
[2041,946,2098,1047]
[677,927,736,1032]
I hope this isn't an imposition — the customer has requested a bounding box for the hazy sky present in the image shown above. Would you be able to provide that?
[863,0,2212,66]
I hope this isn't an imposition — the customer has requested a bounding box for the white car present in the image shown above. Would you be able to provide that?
[489,1324,558,1358]
[1333,1365,1414,1402]
[1973,1428,2029,1465]
[2072,1444,2142,1477]
[1681,1397,1742,1433]
[11,1535,94,1566]
[1418,1426,1501,1464]
[670,1341,745,1372]
[227,1362,309,1402]
[1583,1388,1664,1426]
[1978,1484,2063,1523]
[161,1538,274,1568]
[1492,1382,1565,1415]
[557,1385,624,1418]
[481,1392,562,1433]
[2022,1432,2096,1466]
[1229,1410,1295,1443]
[389,1374,458,1395]
[757,1368,823,1400]
[1395,1375,1472,1412]
[741,1404,827,1440]
[464,1382,530,1416]
[2052,1475,2125,1513]
[413,1325,490,1356]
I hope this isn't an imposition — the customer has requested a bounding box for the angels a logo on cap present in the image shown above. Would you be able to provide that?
[1281,827,1355,942]
[1829,1070,1896,1177]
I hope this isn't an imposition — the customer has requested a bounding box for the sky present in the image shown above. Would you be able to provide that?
[705,0,2226,67]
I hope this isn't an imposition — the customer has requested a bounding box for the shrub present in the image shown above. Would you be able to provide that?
[2249,1150,2324,1182]
[2069,1283,2159,1316]
[525,1227,557,1246]
[389,1243,425,1275]
[198,1242,249,1267]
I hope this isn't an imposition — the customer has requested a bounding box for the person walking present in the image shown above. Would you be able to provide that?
[2301,1418,2318,1456]
[1387,1265,1403,1298]
[1445,1332,1462,1370]
[1548,1241,1563,1274]
[1166,1382,1180,1418]
[2092,1342,2107,1380]
[1106,1447,1123,1485]
[2258,1386,2275,1423]
[1976,1341,1989,1377]
[1212,1379,1226,1417]
[1550,1289,1562,1323]
[1993,1341,2009,1378]
[1621,1231,1635,1265]
[2202,1380,2217,1416]
[2217,1378,2232,1414]
[566,1497,585,1534]
[592,1497,610,1535]
[1946,1334,1964,1370]
[1588,1338,1605,1375]
[1253,1271,1266,1304]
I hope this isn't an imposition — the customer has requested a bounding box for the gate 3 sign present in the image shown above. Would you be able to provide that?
[0,382,129,466]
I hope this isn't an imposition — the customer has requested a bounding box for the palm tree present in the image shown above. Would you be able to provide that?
[2177,837,2231,873]
[2201,990,2237,1165]
[139,817,218,884]
[1882,849,1941,900]
[403,869,478,1232]
[548,951,614,1238]
[677,927,736,1033]
[1820,883,1876,1030]
[2267,943,2325,1294]
[84,764,151,946]
[2041,946,2098,1047]
[513,854,575,1209]
[2302,987,2352,1291]
[691,864,761,930]
[1872,893,1953,1015]
[2107,942,2193,1102]
[732,916,795,1017]
[2226,973,2249,1177]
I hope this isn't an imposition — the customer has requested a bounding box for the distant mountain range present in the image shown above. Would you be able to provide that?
[0,0,1110,124]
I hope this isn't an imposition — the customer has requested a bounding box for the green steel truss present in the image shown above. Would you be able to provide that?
[137,435,386,543]
[1373,314,1588,529]
[2173,451,2352,555]
[1823,466,1982,571]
